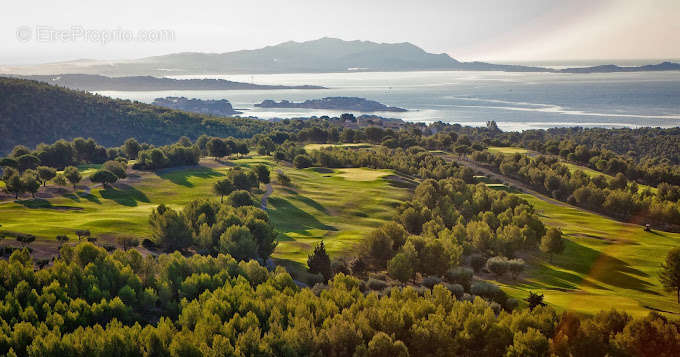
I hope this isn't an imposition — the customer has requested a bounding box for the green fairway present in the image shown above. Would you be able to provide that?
[493,192,680,316]
[0,157,409,268]
[487,146,530,155]
[268,166,410,263]
[304,143,374,152]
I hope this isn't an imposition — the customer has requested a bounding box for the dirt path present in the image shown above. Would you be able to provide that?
[441,153,645,226]
[260,183,273,210]
[440,154,567,206]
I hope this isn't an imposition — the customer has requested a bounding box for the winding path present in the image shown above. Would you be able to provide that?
[260,183,273,210]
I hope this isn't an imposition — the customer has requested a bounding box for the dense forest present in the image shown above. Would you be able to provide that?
[0,78,270,154]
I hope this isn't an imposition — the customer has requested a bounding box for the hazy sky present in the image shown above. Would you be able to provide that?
[2,0,679,65]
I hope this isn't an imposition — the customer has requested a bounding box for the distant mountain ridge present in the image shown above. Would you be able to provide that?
[2,38,678,76]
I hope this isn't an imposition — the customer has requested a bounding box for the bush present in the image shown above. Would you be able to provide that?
[486,256,510,277]
[227,190,254,207]
[446,267,473,291]
[444,283,464,298]
[508,258,526,280]
[366,278,388,291]
[293,154,313,169]
[471,281,508,306]
[422,275,443,289]
[276,171,291,186]
[470,254,485,273]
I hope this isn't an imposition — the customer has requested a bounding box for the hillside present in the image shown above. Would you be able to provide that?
[0,77,270,154]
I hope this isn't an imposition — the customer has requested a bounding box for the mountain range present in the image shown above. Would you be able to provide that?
[1,38,678,76]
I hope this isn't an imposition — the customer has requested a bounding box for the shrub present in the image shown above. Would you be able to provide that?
[471,281,508,306]
[470,254,485,273]
[422,276,443,289]
[508,258,526,280]
[446,267,473,291]
[444,283,464,298]
[293,154,313,169]
[276,171,291,186]
[486,256,510,277]
[367,278,388,291]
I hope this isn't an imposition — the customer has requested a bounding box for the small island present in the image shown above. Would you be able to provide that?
[254,97,407,112]
[152,96,241,116]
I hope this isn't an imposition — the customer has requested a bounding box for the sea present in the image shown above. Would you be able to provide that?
[95,70,680,131]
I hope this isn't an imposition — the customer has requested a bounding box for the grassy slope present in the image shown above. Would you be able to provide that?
[0,157,408,264]
[268,166,409,263]
[491,191,680,316]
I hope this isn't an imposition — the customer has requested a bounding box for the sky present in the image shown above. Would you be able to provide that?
[1,0,679,65]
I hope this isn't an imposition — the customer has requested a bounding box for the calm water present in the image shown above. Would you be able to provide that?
[96,71,680,131]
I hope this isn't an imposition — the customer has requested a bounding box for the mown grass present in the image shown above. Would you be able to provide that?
[268,166,409,263]
[487,146,530,155]
[304,143,374,152]
[0,159,248,241]
[490,192,680,316]
[1,157,409,268]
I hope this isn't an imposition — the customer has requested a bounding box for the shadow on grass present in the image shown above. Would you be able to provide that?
[63,193,80,202]
[15,199,83,211]
[268,197,336,233]
[547,239,657,294]
[157,166,224,187]
[290,195,329,214]
[100,184,150,207]
[78,192,101,204]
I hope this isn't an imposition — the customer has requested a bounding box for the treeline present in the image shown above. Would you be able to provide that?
[527,142,680,188]
[1,246,679,356]
[472,151,680,231]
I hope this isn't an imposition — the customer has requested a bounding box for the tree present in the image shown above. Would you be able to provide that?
[16,234,35,247]
[540,227,565,263]
[123,138,141,159]
[37,166,56,187]
[227,190,254,207]
[387,252,415,284]
[56,235,69,247]
[213,179,234,203]
[149,204,193,252]
[293,154,312,169]
[486,256,509,277]
[207,138,228,158]
[5,172,24,199]
[219,225,257,260]
[75,230,91,241]
[660,247,680,303]
[53,174,67,187]
[90,169,118,187]
[253,164,270,184]
[307,241,332,282]
[16,154,40,171]
[103,160,127,179]
[526,291,546,310]
[21,170,40,198]
[63,166,82,191]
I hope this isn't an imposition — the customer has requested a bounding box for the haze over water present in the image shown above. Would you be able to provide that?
[98,70,680,131]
